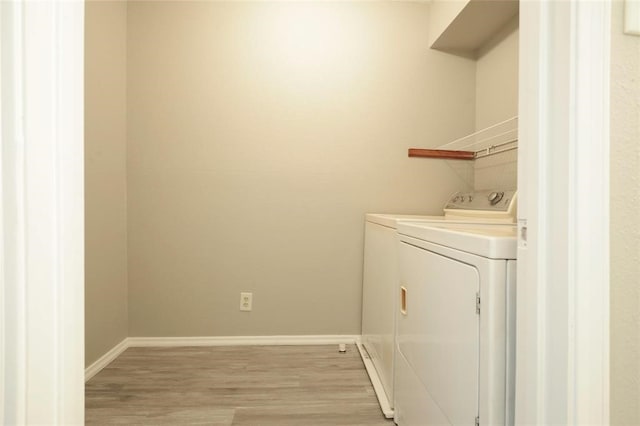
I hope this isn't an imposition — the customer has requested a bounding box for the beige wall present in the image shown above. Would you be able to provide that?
[126,1,476,337]
[85,1,129,366]
[473,17,518,190]
[610,1,640,423]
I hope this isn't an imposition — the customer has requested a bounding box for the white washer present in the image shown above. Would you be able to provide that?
[360,214,451,418]
[360,190,517,418]
[394,222,517,426]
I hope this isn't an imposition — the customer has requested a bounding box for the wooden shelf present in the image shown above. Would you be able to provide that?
[408,148,475,160]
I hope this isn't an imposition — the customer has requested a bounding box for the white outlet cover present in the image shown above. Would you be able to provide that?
[625,0,640,36]
[240,292,252,311]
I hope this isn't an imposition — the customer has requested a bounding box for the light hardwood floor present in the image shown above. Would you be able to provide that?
[85,344,395,425]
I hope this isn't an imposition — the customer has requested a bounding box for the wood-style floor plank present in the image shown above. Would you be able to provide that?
[85,345,395,425]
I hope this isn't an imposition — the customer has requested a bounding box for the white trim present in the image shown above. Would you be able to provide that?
[0,4,5,422]
[517,1,610,424]
[84,339,129,383]
[569,2,610,423]
[1,1,84,424]
[356,343,394,419]
[128,335,360,347]
[53,2,85,422]
[1,3,28,423]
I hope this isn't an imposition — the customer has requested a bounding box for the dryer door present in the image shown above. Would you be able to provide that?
[396,242,480,425]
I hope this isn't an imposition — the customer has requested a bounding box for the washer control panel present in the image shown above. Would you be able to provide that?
[445,189,517,212]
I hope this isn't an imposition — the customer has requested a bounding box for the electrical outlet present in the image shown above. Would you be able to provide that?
[240,292,253,311]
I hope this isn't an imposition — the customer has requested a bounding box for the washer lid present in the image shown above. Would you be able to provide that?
[397,222,517,259]
[365,214,445,229]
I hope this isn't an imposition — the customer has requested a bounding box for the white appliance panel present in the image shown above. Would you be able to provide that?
[504,260,517,426]
[394,349,451,426]
[361,191,516,418]
[397,242,480,425]
[361,221,398,403]
[396,228,516,426]
[365,214,445,229]
[397,222,517,259]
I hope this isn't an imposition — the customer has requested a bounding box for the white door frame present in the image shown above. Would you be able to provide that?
[517,1,610,424]
[1,1,85,424]
[0,0,612,424]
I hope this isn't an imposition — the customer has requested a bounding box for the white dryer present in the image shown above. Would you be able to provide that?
[360,190,516,418]
[394,221,517,426]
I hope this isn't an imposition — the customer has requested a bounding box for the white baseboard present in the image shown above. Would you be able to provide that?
[128,335,360,347]
[85,337,129,382]
[85,335,360,381]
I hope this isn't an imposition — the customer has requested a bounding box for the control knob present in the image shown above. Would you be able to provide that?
[488,191,504,205]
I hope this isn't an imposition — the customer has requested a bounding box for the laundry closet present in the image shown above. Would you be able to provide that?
[359,2,519,424]
[85,1,518,424]
[0,0,633,423]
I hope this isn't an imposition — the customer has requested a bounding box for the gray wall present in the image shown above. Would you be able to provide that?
[125,1,476,337]
[473,17,519,191]
[85,1,129,366]
[610,1,640,423]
